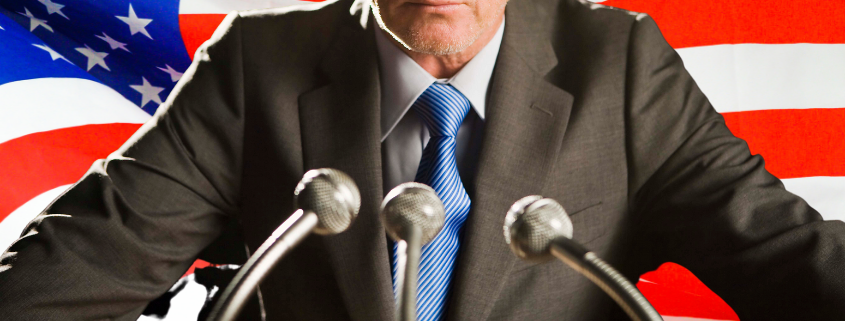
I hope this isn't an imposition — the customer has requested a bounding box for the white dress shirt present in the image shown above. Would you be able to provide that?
[376,20,505,194]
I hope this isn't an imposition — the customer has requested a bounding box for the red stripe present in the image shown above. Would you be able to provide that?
[179,14,228,59]
[183,259,213,278]
[638,262,739,319]
[0,124,141,221]
[601,0,845,48]
[722,108,845,179]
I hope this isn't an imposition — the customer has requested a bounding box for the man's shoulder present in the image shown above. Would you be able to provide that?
[515,0,651,55]
[201,0,364,77]
[230,0,356,48]
[562,0,647,21]
[541,0,646,23]
[548,0,648,33]
[236,0,349,25]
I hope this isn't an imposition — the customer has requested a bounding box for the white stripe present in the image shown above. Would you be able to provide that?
[0,78,150,144]
[178,0,314,14]
[677,44,845,113]
[0,184,71,252]
[782,176,845,222]
[137,274,208,321]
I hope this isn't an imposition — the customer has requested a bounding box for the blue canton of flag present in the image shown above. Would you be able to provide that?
[0,10,96,85]
[0,0,192,114]
[0,7,151,249]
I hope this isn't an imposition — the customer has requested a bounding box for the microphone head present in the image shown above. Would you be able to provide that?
[294,168,362,235]
[503,196,573,262]
[380,182,445,244]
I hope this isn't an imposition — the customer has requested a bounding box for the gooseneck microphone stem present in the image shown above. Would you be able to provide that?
[380,182,446,321]
[550,237,662,321]
[208,209,320,321]
[395,226,422,321]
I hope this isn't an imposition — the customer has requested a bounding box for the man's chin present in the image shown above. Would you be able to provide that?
[404,38,472,55]
[398,23,480,55]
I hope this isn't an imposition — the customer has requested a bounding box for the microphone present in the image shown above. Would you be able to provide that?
[380,182,445,321]
[207,168,361,321]
[503,196,662,321]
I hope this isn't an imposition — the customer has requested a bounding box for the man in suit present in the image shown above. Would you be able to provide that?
[1,0,844,319]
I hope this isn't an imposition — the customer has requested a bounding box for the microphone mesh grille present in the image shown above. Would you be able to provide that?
[504,197,573,261]
[381,183,445,244]
[295,169,361,235]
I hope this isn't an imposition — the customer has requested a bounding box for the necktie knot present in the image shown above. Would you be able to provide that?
[412,83,471,137]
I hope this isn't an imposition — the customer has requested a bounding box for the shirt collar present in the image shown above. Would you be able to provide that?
[376,19,505,142]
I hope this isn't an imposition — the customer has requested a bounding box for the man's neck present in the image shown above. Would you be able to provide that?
[384,15,505,79]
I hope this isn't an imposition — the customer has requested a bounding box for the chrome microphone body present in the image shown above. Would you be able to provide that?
[504,196,662,321]
[381,183,445,321]
[208,169,361,321]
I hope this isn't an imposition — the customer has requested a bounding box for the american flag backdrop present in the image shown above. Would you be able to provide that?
[0,0,842,320]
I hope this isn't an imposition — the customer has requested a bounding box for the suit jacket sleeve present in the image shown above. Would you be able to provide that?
[624,16,845,319]
[0,12,246,320]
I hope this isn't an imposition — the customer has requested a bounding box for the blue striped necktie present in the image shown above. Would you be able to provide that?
[391,83,472,321]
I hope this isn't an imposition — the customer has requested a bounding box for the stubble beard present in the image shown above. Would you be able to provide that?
[398,21,483,56]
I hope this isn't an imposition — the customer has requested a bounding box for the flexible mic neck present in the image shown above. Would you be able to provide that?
[381,182,445,321]
[393,226,423,321]
[207,169,361,321]
[504,196,662,321]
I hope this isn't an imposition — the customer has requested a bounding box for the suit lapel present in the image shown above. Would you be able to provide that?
[445,2,574,320]
[298,18,394,321]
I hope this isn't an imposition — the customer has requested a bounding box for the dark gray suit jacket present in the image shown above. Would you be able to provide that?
[1,0,844,319]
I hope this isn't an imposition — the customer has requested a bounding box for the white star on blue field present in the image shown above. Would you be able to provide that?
[0,0,192,114]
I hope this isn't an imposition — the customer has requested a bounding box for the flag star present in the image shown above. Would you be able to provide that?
[75,44,110,71]
[33,44,72,64]
[157,65,183,82]
[18,8,53,33]
[38,0,68,19]
[96,32,130,52]
[116,4,153,40]
[130,77,164,107]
